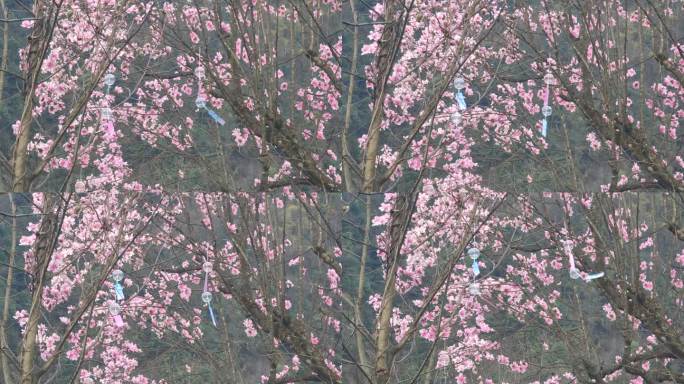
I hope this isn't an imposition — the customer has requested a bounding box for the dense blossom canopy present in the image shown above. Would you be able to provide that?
[0,0,683,383]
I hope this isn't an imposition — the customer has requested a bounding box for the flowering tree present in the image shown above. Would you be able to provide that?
[4,192,684,383]
[1,0,684,383]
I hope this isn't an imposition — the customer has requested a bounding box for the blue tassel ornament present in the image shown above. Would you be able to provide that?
[472,260,480,277]
[206,109,226,125]
[453,77,467,111]
[114,282,125,301]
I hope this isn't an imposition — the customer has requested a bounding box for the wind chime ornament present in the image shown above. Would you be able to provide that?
[112,269,125,300]
[468,247,481,276]
[563,241,604,282]
[100,72,116,141]
[468,282,481,296]
[195,96,226,126]
[101,107,113,121]
[108,269,125,327]
[202,261,217,327]
[101,74,114,121]
[104,72,115,95]
[195,65,225,126]
[540,70,554,137]
[454,77,467,111]
[108,301,124,327]
[467,247,481,296]
[451,110,462,125]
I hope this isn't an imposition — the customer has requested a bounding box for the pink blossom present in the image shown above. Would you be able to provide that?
[244,319,257,337]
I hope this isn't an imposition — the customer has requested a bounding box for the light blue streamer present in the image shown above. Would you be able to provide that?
[205,109,225,126]
[541,118,548,137]
[584,272,604,281]
[208,304,217,326]
[114,283,125,301]
[472,260,480,277]
[456,91,467,110]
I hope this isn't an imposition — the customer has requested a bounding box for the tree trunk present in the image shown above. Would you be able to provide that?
[361,0,398,193]
[373,195,408,383]
[11,0,47,192]
[19,194,58,384]
[1,194,17,383]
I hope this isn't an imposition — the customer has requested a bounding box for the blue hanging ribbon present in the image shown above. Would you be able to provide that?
[472,260,480,277]
[205,108,225,126]
[114,282,125,301]
[541,118,548,137]
[456,91,467,110]
[208,304,217,327]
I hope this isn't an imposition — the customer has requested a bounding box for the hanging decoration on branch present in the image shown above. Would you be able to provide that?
[108,301,124,328]
[467,247,481,296]
[100,73,117,141]
[112,269,125,300]
[468,247,481,276]
[195,65,225,126]
[101,107,113,122]
[454,77,467,111]
[104,73,115,95]
[451,110,462,126]
[202,261,217,327]
[468,281,481,296]
[563,241,604,282]
[540,70,554,138]
[196,96,226,126]
[108,269,126,327]
[102,74,114,120]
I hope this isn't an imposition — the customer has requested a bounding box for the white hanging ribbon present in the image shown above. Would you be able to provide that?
[563,240,604,282]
